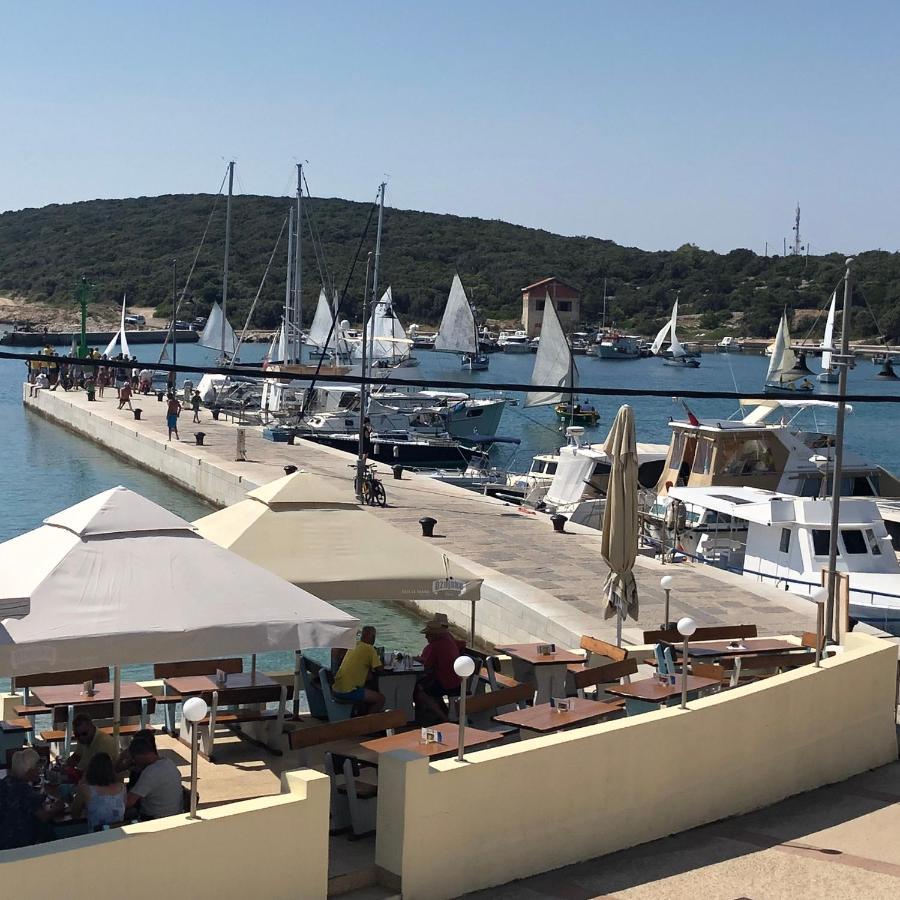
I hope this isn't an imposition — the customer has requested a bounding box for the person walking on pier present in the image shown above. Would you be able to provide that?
[166,393,182,442]
[118,381,133,411]
[191,390,201,423]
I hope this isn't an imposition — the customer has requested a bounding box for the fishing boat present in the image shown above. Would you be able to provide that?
[817,291,839,384]
[594,331,642,360]
[525,290,600,426]
[434,274,489,371]
[764,313,814,392]
[650,301,700,368]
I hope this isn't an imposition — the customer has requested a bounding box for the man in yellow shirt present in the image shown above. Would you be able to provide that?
[67,713,121,775]
[332,625,385,714]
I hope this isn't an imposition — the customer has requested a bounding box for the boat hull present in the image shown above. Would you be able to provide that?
[298,432,475,469]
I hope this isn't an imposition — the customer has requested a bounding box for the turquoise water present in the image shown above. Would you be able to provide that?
[0,336,897,687]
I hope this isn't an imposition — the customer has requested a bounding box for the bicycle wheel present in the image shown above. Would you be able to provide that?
[371,480,387,508]
[359,479,373,505]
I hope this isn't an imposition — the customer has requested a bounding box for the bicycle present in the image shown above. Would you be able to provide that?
[351,462,387,507]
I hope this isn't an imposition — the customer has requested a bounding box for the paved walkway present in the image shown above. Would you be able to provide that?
[463,757,900,900]
[25,385,821,643]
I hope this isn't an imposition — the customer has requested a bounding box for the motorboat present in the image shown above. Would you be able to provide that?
[498,331,531,353]
[660,485,900,635]
[554,400,600,426]
[716,336,744,352]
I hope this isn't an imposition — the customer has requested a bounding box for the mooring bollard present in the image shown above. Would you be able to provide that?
[284,464,298,475]
[550,513,567,533]
[392,464,404,480]
[156,390,164,402]
[194,432,206,446]
[287,433,295,445]
[133,408,142,421]
[419,517,437,538]
[211,408,220,421]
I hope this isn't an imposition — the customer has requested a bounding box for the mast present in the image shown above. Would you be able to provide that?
[294,163,303,362]
[601,277,608,331]
[222,160,235,359]
[369,182,386,363]
[283,206,294,364]
[356,251,374,499]
[824,258,854,642]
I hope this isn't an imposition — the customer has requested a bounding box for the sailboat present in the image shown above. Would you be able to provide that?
[199,301,237,359]
[434,274,488,370]
[817,291,839,384]
[102,294,132,358]
[307,288,349,361]
[765,313,814,392]
[525,291,599,426]
[353,287,415,368]
[651,301,700,368]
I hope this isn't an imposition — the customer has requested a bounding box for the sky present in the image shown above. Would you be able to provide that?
[1,1,897,254]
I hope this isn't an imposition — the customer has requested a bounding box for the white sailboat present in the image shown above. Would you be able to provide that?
[434,274,488,370]
[653,301,699,368]
[525,291,599,424]
[307,288,349,360]
[765,313,813,392]
[199,301,238,358]
[817,291,839,384]
[102,294,132,358]
[353,287,414,367]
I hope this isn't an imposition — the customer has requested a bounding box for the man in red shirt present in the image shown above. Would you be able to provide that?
[414,620,461,723]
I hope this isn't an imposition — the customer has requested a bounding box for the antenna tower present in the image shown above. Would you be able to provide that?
[791,204,802,255]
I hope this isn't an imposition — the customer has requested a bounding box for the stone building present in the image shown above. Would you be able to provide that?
[520,277,581,337]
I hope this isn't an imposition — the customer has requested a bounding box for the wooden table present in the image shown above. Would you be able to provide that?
[495,643,583,705]
[361,723,504,760]
[493,698,622,734]
[165,672,279,695]
[605,675,719,704]
[683,638,801,658]
[31,682,151,707]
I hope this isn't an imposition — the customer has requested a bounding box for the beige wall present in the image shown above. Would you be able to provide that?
[376,633,899,899]
[0,769,330,900]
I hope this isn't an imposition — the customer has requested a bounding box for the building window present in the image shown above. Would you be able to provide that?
[535,300,545,311]
[811,529,830,556]
[558,301,572,312]
[779,528,791,553]
[841,529,867,554]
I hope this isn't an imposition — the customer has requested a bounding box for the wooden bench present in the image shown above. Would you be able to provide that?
[39,698,157,748]
[451,681,534,734]
[14,667,111,715]
[718,651,817,687]
[285,710,407,840]
[572,659,637,701]
[642,624,758,644]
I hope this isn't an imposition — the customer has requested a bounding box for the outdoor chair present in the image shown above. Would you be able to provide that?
[566,636,629,694]
[688,661,726,695]
[325,751,378,839]
[297,655,328,719]
[572,658,638,701]
[482,656,520,692]
[318,669,354,723]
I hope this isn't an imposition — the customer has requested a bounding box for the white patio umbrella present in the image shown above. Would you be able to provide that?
[601,405,640,646]
[0,486,358,736]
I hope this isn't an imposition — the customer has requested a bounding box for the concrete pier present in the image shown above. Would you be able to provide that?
[23,383,820,647]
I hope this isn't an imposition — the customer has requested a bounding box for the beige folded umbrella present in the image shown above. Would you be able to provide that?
[601,405,640,645]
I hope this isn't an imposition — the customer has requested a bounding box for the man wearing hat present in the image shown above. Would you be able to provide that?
[414,617,462,723]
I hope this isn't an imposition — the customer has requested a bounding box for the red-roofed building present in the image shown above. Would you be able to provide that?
[521,277,581,337]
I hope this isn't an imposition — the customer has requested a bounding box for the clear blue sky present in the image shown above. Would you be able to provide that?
[1,1,897,253]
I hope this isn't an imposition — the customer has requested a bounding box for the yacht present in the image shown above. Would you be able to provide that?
[662,485,900,635]
[498,331,531,353]
[716,336,744,352]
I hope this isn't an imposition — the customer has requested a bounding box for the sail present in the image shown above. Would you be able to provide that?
[119,295,130,357]
[668,300,684,358]
[308,289,336,349]
[200,302,237,355]
[434,274,477,354]
[525,291,573,407]
[355,288,409,362]
[766,314,801,384]
[277,322,288,362]
[649,318,671,355]
[103,330,121,358]
[821,291,836,371]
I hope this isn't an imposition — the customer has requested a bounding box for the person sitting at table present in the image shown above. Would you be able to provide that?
[124,736,184,820]
[0,749,64,850]
[114,728,157,788]
[332,625,385,715]
[69,752,126,831]
[66,712,120,775]
[413,620,462,724]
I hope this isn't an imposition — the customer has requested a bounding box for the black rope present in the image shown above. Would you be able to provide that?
[5,350,900,404]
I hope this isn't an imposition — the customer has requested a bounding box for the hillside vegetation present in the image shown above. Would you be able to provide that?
[1,193,898,341]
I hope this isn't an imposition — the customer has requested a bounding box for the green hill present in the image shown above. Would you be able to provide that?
[1,193,898,340]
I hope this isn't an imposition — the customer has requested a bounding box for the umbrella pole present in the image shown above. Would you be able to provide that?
[616,606,623,648]
[251,653,257,680]
[113,666,121,744]
[469,599,476,648]
[293,650,302,717]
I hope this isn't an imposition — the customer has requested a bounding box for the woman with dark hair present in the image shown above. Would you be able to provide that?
[70,752,126,831]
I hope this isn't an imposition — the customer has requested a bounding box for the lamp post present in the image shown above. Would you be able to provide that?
[660,575,674,629]
[676,616,696,710]
[454,655,476,762]
[182,696,209,819]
